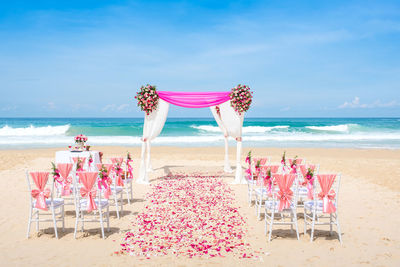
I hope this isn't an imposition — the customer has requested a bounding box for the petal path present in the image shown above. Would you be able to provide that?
[117,173,257,259]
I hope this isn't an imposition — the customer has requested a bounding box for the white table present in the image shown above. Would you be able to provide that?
[55,150,101,165]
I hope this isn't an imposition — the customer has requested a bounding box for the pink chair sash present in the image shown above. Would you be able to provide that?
[57,163,73,196]
[274,174,296,211]
[300,165,315,199]
[30,172,50,211]
[126,159,133,179]
[245,168,252,181]
[78,172,98,212]
[114,165,124,186]
[317,174,337,213]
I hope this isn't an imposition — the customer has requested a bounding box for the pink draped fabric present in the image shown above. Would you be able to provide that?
[79,172,98,212]
[96,163,103,171]
[111,157,124,165]
[157,91,231,108]
[317,174,337,213]
[30,172,50,211]
[126,159,133,179]
[274,174,296,211]
[300,164,316,199]
[57,163,73,196]
[253,158,268,166]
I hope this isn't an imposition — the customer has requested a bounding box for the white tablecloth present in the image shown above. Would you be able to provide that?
[55,150,101,164]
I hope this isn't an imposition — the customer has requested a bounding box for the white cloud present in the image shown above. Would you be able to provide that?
[102,104,130,112]
[339,97,399,109]
[280,106,291,111]
[1,105,17,111]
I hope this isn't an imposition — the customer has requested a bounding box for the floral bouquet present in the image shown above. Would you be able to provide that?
[76,157,84,172]
[245,150,252,165]
[114,162,124,186]
[74,134,88,150]
[290,155,298,173]
[281,151,286,166]
[88,154,93,167]
[229,84,253,115]
[135,84,159,115]
[126,152,133,179]
[98,164,112,198]
[51,162,61,183]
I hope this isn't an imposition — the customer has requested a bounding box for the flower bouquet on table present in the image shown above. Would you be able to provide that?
[229,84,253,115]
[135,84,159,115]
[72,134,88,151]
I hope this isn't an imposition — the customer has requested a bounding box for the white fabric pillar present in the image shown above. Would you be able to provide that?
[137,141,148,184]
[137,99,170,184]
[233,140,246,184]
[223,136,233,173]
[146,140,153,172]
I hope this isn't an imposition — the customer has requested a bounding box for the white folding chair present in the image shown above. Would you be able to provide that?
[304,174,342,244]
[264,173,300,242]
[73,171,110,239]
[26,171,65,239]
[254,165,280,220]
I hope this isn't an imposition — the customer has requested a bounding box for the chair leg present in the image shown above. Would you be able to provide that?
[62,206,65,232]
[107,206,110,232]
[303,209,307,236]
[120,192,124,216]
[99,210,105,239]
[310,211,316,242]
[268,211,275,242]
[114,193,120,219]
[294,211,300,240]
[125,185,130,205]
[330,213,333,235]
[74,211,79,239]
[36,211,39,232]
[290,213,293,233]
[130,181,133,200]
[336,213,343,245]
[81,212,85,232]
[51,207,59,239]
[26,207,33,238]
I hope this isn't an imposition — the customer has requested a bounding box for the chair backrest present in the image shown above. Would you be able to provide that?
[253,157,270,167]
[73,171,99,213]
[71,156,88,171]
[57,163,73,180]
[272,173,298,211]
[26,171,54,210]
[314,174,341,213]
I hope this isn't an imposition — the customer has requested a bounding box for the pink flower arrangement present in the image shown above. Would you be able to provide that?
[134,84,159,115]
[74,134,88,144]
[229,84,253,115]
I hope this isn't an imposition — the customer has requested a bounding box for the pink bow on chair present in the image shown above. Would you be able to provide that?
[245,168,252,181]
[274,174,296,211]
[30,172,50,211]
[317,174,337,213]
[79,172,98,212]
[115,168,124,186]
[97,178,112,199]
[57,163,73,196]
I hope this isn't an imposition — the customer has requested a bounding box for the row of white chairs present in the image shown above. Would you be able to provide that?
[246,157,342,244]
[26,161,133,239]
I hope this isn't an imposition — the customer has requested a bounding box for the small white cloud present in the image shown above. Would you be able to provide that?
[280,106,291,111]
[1,105,17,111]
[102,104,130,112]
[339,97,399,109]
[47,102,56,110]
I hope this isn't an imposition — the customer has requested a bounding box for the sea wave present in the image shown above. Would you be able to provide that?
[0,124,70,136]
[191,125,290,133]
[305,124,358,132]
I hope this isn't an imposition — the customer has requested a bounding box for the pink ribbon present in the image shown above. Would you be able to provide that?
[78,172,98,212]
[317,174,337,213]
[126,159,133,179]
[57,163,73,196]
[115,168,124,186]
[274,174,296,211]
[97,178,112,199]
[245,168,252,181]
[157,91,231,108]
[30,172,50,211]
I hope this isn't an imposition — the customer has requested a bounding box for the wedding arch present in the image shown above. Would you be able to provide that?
[135,84,253,184]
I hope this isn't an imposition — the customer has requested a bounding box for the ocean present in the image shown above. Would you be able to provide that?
[1,117,399,149]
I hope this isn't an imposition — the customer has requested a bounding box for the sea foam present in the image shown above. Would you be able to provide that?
[0,125,70,136]
[191,125,289,133]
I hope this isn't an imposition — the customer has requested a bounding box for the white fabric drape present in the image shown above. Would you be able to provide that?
[137,98,245,184]
[210,101,245,184]
[137,99,169,184]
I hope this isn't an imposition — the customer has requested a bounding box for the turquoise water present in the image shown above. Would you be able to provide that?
[0,117,399,149]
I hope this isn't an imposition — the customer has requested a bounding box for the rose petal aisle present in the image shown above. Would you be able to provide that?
[118,173,257,259]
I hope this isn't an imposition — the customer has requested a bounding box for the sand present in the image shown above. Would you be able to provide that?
[0,146,399,266]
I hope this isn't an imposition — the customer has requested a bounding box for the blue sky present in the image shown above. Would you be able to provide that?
[0,0,399,117]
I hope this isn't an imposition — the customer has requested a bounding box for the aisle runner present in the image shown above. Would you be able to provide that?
[118,173,256,258]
